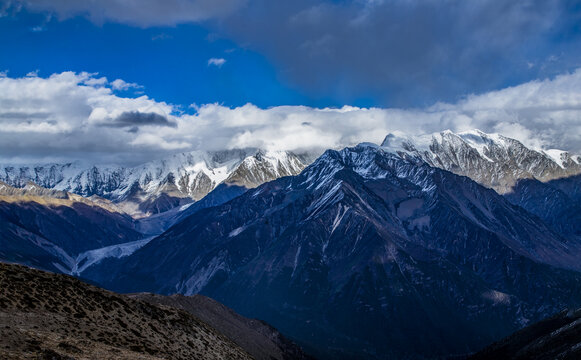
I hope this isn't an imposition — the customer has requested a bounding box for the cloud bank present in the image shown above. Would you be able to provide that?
[0,70,580,165]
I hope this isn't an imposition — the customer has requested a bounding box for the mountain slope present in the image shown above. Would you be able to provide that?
[87,144,581,359]
[0,262,252,360]
[0,182,143,273]
[0,149,307,216]
[504,175,581,242]
[381,129,581,194]
[469,307,581,360]
[132,293,312,360]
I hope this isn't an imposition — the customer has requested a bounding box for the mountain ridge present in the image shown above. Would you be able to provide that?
[381,129,581,194]
[0,148,308,217]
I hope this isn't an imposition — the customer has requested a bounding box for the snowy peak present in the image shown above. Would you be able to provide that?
[381,129,581,193]
[0,148,308,217]
[225,150,306,188]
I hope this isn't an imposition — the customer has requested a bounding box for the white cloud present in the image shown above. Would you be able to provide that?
[208,58,226,67]
[25,70,39,77]
[110,79,141,91]
[1,69,581,166]
[83,76,108,87]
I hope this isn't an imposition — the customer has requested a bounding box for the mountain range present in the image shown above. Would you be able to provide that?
[2,129,581,359]
[0,181,143,274]
[0,148,308,217]
[382,129,581,194]
[83,141,581,359]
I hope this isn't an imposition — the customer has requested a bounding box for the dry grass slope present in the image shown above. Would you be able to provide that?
[132,293,314,360]
[0,263,253,360]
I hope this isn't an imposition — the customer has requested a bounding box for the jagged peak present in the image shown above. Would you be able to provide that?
[378,129,581,193]
[381,129,578,167]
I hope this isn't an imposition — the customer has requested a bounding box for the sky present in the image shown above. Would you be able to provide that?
[1,0,581,165]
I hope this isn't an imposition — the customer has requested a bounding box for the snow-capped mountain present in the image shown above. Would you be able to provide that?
[381,129,581,194]
[84,144,581,359]
[0,149,308,216]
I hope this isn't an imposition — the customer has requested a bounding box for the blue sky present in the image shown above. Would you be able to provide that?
[0,9,311,109]
[1,0,581,164]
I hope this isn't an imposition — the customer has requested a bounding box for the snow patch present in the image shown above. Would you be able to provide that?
[179,202,194,211]
[543,149,568,168]
[482,290,511,304]
[550,318,581,338]
[182,253,228,295]
[291,245,301,278]
[229,226,247,237]
[71,236,155,275]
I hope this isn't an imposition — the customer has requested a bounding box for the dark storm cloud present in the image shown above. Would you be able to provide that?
[11,0,581,106]
[0,111,51,120]
[216,0,581,106]
[13,0,247,26]
[106,111,177,128]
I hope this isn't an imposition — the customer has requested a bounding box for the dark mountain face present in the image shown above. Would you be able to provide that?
[86,144,581,359]
[135,183,249,235]
[504,174,581,242]
[469,307,581,360]
[0,194,142,274]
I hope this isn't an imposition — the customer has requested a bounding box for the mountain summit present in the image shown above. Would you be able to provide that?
[381,129,581,193]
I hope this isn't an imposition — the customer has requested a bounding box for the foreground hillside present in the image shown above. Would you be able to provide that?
[0,262,253,360]
[132,293,313,360]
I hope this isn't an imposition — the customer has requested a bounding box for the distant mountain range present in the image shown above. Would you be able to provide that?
[2,130,581,359]
[0,148,308,217]
[382,129,581,194]
[3,129,579,218]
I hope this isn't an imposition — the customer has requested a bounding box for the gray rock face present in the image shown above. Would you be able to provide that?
[87,144,581,359]
[225,150,307,188]
[381,130,581,194]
